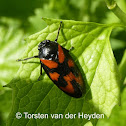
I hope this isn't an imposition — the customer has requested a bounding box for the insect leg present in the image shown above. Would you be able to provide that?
[16,55,39,61]
[40,61,42,76]
[38,61,43,81]
[55,21,62,42]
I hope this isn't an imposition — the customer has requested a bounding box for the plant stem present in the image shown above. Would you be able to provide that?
[105,0,126,25]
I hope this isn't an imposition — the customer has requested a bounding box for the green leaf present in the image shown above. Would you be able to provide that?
[119,50,126,85]
[110,38,126,50]
[0,90,12,126]
[0,17,28,126]
[84,121,93,126]
[7,18,120,126]
[0,17,26,89]
[97,86,126,126]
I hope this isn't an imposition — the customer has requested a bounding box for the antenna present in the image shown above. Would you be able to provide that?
[55,21,62,42]
[16,55,38,61]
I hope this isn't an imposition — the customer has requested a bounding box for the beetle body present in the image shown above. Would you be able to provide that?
[18,22,84,98]
[38,40,84,98]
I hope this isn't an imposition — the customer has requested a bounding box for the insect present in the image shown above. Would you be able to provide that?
[17,21,84,98]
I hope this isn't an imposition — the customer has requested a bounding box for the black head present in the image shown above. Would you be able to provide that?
[38,40,50,49]
[38,40,58,60]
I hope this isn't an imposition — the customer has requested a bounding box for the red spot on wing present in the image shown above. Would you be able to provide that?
[68,59,74,67]
[58,45,65,63]
[64,72,74,82]
[64,72,83,88]
[64,72,76,81]
[49,72,60,81]
[40,59,58,69]
[60,81,74,93]
[61,72,75,94]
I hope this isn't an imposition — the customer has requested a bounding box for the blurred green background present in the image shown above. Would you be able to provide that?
[0,0,126,126]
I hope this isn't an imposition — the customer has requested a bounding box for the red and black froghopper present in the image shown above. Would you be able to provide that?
[18,21,84,98]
